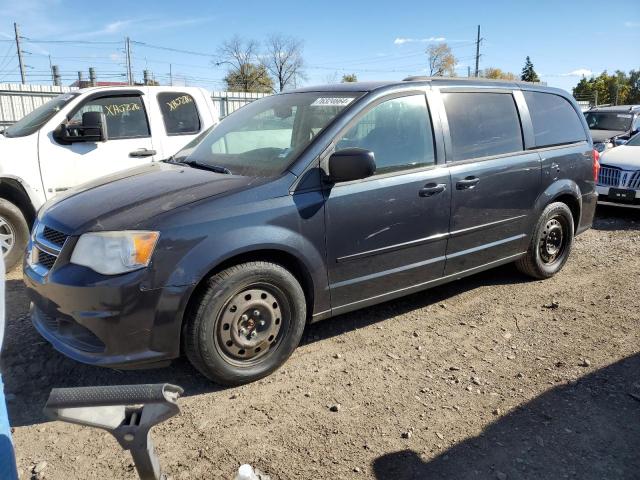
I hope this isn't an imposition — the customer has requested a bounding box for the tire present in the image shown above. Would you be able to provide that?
[0,199,29,272]
[516,202,574,280]
[184,261,307,385]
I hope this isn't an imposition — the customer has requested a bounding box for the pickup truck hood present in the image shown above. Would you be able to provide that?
[41,162,259,234]
[599,145,640,171]
[590,129,627,143]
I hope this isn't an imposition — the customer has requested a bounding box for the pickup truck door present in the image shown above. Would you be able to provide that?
[151,90,214,159]
[38,92,157,199]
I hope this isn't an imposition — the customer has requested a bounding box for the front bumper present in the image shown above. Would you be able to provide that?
[24,261,191,369]
[596,185,640,206]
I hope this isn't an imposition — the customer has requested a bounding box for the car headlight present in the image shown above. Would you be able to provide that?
[70,231,160,275]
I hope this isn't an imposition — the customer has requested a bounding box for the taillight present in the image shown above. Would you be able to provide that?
[593,149,600,182]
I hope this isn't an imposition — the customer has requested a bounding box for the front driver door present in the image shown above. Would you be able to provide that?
[324,93,451,313]
[38,93,156,199]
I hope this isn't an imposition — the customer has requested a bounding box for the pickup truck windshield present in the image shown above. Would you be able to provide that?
[3,93,79,138]
[181,92,361,176]
[584,112,633,132]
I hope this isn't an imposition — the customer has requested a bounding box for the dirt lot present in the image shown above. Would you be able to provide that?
[3,205,640,480]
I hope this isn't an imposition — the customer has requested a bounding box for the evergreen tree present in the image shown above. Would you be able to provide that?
[521,56,540,83]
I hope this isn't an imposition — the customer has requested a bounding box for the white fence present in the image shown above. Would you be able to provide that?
[0,84,269,127]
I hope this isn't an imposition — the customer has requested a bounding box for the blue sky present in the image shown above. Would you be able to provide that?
[0,0,638,93]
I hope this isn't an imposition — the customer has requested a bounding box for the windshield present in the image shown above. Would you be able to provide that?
[626,132,640,146]
[3,93,79,138]
[584,111,633,132]
[180,92,361,176]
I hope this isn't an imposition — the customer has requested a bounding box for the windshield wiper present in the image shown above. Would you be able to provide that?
[162,157,232,174]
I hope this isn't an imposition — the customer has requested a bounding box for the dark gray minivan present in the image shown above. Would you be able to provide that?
[24,77,599,385]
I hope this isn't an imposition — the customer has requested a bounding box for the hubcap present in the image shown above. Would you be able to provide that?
[539,217,565,264]
[0,216,15,257]
[216,287,283,363]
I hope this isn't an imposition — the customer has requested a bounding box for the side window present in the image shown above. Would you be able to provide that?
[336,94,435,174]
[158,92,201,135]
[69,95,150,140]
[442,92,523,161]
[524,91,586,147]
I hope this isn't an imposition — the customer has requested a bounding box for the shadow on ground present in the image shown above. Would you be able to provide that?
[2,262,531,427]
[593,204,640,231]
[372,353,640,480]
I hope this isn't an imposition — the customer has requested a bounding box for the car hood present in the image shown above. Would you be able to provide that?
[599,145,640,171]
[590,129,627,143]
[41,162,261,234]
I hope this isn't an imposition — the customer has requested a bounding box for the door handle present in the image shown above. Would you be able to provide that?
[456,176,480,190]
[418,183,447,197]
[129,148,157,158]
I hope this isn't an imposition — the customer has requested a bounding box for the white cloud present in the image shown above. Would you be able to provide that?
[561,69,592,77]
[394,36,446,45]
[624,21,640,27]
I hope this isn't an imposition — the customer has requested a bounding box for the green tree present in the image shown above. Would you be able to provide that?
[520,56,540,83]
[572,70,634,106]
[341,73,358,83]
[224,63,273,93]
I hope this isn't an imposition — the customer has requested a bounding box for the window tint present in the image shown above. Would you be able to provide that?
[525,91,586,147]
[158,92,201,135]
[336,95,435,174]
[69,95,149,139]
[443,92,523,161]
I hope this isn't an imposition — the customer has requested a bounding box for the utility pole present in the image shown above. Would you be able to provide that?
[48,55,54,85]
[474,25,482,78]
[52,65,61,86]
[14,23,26,84]
[125,37,133,85]
[467,66,471,78]
[169,64,173,86]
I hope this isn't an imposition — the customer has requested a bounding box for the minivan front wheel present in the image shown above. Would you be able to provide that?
[184,261,306,385]
[516,202,574,280]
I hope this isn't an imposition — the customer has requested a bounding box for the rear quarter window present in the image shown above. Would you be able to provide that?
[442,92,523,162]
[524,91,586,147]
[158,92,201,135]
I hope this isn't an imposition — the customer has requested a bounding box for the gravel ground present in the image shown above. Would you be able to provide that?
[3,205,640,480]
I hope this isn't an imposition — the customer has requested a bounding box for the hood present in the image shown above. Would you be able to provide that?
[41,162,260,234]
[590,129,627,143]
[599,145,640,171]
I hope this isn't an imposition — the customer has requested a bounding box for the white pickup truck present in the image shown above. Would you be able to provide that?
[0,85,219,268]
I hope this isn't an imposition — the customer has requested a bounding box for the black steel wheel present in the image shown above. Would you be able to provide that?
[516,202,574,279]
[184,261,306,385]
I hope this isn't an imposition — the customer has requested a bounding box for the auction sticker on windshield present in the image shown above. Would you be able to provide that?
[311,97,355,107]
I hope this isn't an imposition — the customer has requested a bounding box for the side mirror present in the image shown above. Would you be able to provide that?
[327,148,376,183]
[54,111,108,144]
[614,138,627,147]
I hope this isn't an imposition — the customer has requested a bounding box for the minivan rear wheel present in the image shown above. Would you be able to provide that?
[516,202,574,279]
[184,261,306,385]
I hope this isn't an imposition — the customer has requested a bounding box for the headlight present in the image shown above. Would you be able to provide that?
[70,231,160,275]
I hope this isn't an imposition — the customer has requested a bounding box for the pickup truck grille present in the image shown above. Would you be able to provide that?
[598,165,621,187]
[42,226,69,247]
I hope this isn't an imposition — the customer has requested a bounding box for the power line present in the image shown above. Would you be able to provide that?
[130,40,216,58]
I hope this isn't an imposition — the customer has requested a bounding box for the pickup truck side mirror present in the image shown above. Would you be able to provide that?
[54,111,108,144]
[327,148,376,183]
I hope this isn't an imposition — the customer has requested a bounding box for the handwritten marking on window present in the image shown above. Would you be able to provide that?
[104,102,142,116]
[165,95,194,112]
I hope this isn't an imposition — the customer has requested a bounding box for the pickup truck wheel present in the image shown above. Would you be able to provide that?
[0,199,29,271]
[184,261,306,385]
[516,202,574,280]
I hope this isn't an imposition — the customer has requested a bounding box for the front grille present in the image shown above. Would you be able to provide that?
[42,226,68,247]
[34,308,106,353]
[598,165,621,187]
[37,249,57,269]
[629,171,640,190]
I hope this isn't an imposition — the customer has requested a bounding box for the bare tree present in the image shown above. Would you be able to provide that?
[427,43,457,77]
[217,36,271,92]
[262,34,305,92]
